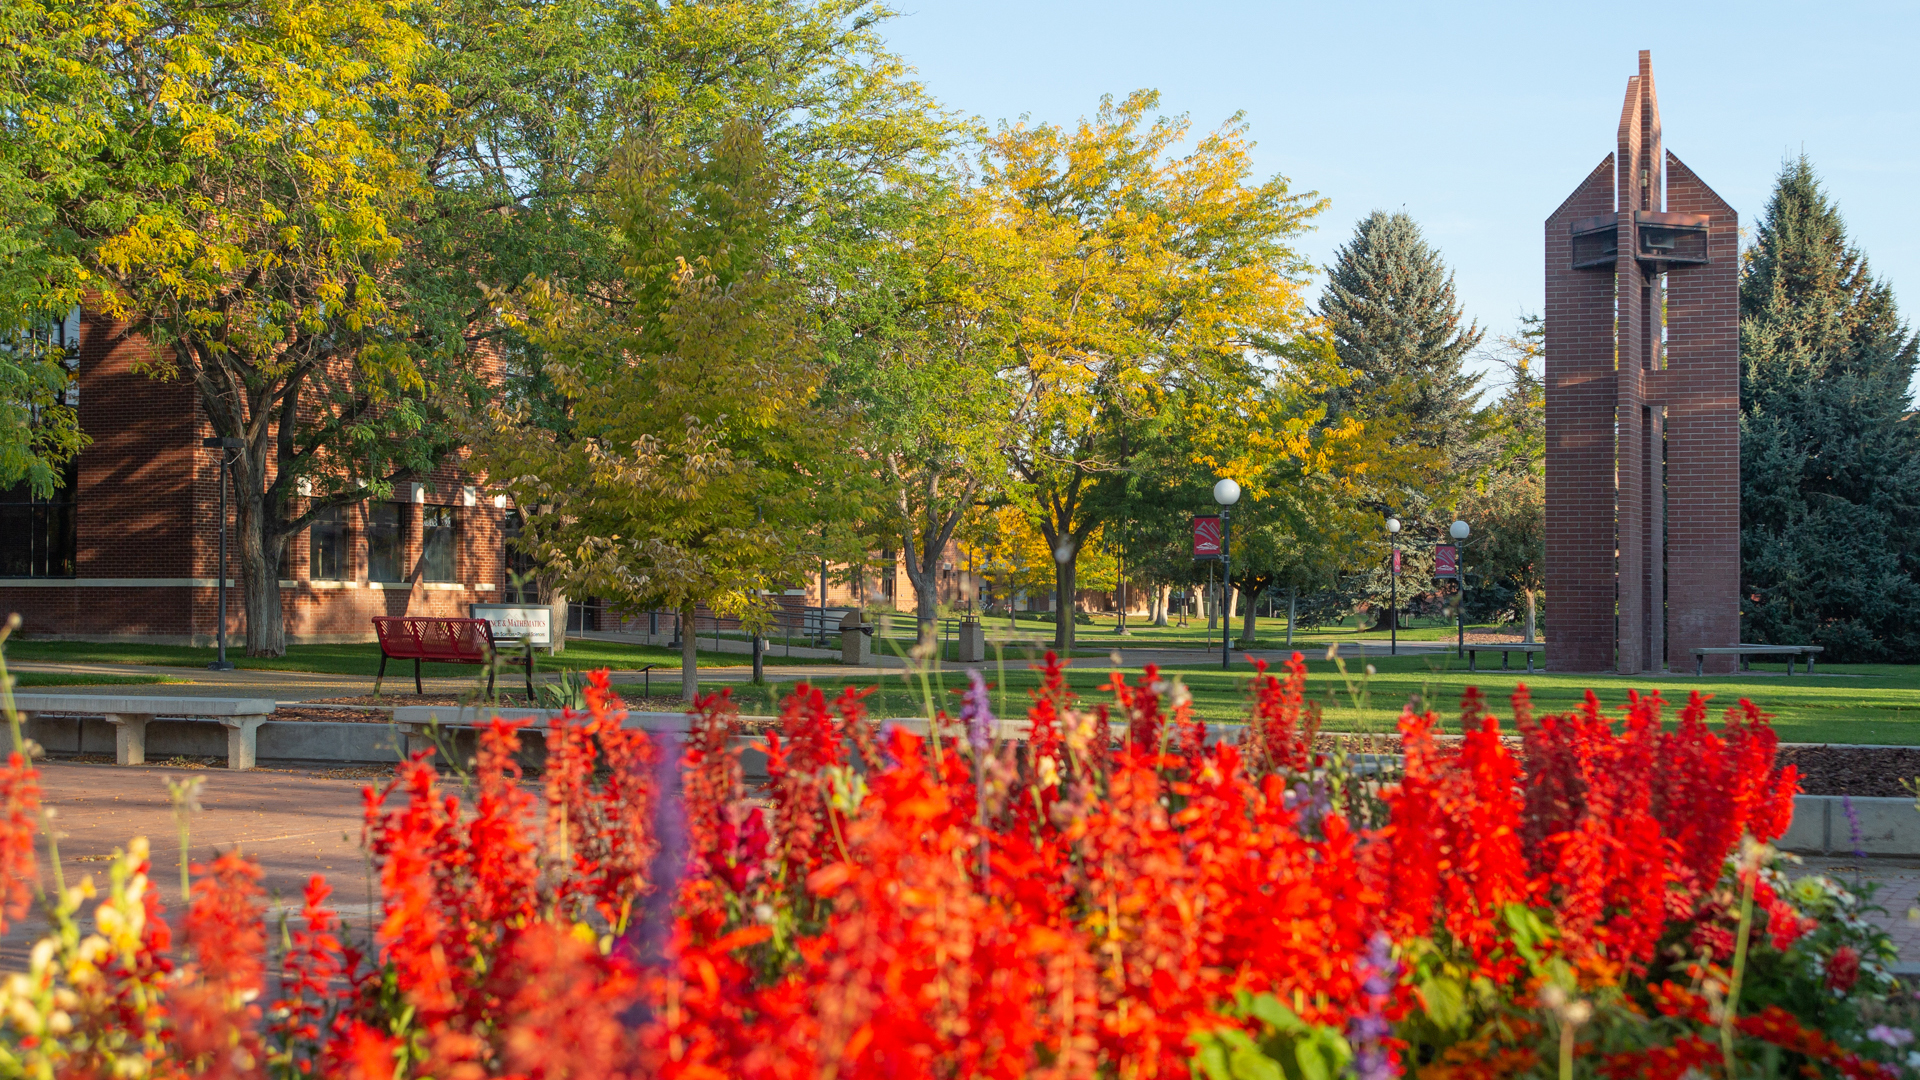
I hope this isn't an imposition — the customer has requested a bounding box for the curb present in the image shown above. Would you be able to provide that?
[1781,795,1920,857]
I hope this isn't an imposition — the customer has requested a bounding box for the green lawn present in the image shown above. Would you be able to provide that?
[881,610,1516,652]
[3,638,835,678]
[707,652,1920,746]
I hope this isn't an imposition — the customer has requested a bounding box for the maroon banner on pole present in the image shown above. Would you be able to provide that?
[1391,549,1402,574]
[1191,515,1223,559]
[1434,544,1458,578]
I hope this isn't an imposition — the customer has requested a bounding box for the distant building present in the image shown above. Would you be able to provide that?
[0,311,511,645]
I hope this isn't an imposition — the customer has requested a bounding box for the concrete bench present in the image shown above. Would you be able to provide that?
[1693,644,1825,676]
[10,695,277,770]
[1465,643,1544,673]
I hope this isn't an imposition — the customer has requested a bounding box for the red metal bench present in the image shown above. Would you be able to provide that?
[373,616,533,698]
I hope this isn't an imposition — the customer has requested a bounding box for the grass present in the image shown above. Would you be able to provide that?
[3,638,838,679]
[708,650,1920,746]
[874,610,1518,652]
[11,671,178,688]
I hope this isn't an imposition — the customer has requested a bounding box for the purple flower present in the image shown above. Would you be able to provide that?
[1869,1025,1915,1048]
[1347,932,1400,1079]
[1844,794,1867,860]
[962,669,995,753]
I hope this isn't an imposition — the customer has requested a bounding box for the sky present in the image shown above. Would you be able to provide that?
[876,0,1920,391]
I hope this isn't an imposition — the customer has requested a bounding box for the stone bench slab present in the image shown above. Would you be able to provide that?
[11,695,276,770]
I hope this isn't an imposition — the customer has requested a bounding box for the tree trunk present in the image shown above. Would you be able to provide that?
[680,601,698,703]
[547,588,568,655]
[1523,588,1537,643]
[1287,588,1296,647]
[1227,586,1238,621]
[1240,588,1257,648]
[1052,556,1077,654]
[1154,584,1170,627]
[231,457,287,657]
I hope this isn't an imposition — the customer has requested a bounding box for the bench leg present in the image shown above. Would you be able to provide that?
[222,717,266,771]
[375,653,387,696]
[1469,651,1477,673]
[1787,656,1796,676]
[414,657,423,696]
[1696,656,1703,677]
[104,714,150,766]
[1526,652,1534,674]
[1502,651,1511,671]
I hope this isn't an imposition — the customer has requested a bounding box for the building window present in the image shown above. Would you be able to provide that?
[308,505,348,581]
[502,508,539,602]
[0,464,77,578]
[421,506,457,583]
[366,502,406,583]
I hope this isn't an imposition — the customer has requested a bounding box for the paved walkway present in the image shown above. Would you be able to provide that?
[0,760,379,967]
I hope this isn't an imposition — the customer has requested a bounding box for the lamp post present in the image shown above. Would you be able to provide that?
[201,436,243,670]
[1450,518,1471,659]
[1386,516,1401,656]
[1213,478,1240,670]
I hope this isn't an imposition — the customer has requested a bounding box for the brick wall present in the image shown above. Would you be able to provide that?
[3,316,511,646]
[1543,52,1740,674]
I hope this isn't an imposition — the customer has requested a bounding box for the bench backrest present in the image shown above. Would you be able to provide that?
[373,616,496,662]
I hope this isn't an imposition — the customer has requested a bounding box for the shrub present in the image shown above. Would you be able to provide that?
[0,654,1906,1078]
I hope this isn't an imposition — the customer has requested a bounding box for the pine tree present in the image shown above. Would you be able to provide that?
[1319,211,1484,453]
[1741,156,1920,661]
[1319,211,1483,629]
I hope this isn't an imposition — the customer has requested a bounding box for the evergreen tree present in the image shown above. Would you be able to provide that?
[1319,211,1484,452]
[1318,211,1483,628]
[1741,156,1920,661]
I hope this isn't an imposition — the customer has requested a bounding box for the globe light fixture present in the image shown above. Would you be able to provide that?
[1211,478,1239,669]
[1448,518,1471,656]
[1386,515,1402,655]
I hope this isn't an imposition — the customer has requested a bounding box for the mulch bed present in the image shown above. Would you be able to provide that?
[1777,744,1920,799]
[308,693,692,713]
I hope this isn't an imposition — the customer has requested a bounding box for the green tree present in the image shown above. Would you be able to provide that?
[1318,211,1483,629]
[0,0,470,656]
[479,125,845,699]
[418,0,943,632]
[1460,315,1545,640]
[1740,157,1920,661]
[976,90,1329,653]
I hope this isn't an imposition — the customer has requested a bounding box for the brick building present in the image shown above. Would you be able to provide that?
[1544,51,1740,673]
[0,311,514,645]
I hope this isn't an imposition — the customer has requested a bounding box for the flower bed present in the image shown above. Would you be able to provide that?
[0,652,1910,1078]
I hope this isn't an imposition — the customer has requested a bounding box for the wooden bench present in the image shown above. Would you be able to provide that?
[1693,644,1826,676]
[1465,642,1545,673]
[9,694,276,769]
[373,616,532,698]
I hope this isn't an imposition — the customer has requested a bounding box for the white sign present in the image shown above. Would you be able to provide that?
[470,603,552,647]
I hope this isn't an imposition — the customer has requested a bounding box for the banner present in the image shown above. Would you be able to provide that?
[1434,544,1458,579]
[1391,549,1402,574]
[1191,515,1223,559]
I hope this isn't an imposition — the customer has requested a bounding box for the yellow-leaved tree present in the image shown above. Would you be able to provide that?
[0,0,457,654]
[970,90,1331,652]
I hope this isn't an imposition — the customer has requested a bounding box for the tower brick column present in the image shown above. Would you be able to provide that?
[1543,51,1738,674]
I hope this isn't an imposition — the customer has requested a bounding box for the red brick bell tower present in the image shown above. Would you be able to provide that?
[1544,51,1740,674]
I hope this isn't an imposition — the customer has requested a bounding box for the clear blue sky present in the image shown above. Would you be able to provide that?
[879,0,1920,391]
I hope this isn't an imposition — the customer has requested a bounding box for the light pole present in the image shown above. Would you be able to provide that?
[1450,518,1471,659]
[1213,478,1240,670]
[1386,516,1401,657]
[201,436,243,670]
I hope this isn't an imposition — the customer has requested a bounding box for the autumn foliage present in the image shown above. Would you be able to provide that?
[0,654,1904,1078]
